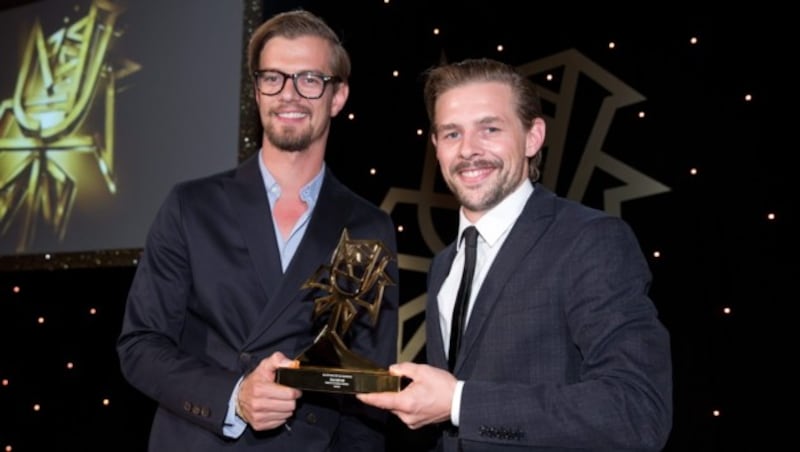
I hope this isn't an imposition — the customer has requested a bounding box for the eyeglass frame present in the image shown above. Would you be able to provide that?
[252,69,342,100]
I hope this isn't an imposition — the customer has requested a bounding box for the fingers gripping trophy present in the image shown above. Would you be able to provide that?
[276,229,401,393]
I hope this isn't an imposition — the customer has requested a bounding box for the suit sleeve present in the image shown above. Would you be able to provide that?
[116,186,240,434]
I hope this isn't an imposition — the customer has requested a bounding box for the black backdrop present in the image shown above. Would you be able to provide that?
[0,1,795,450]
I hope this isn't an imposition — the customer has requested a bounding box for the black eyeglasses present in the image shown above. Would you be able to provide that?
[253,69,341,99]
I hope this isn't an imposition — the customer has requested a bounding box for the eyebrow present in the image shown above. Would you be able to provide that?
[476,115,502,126]
[433,123,459,135]
[258,67,327,75]
[434,115,502,134]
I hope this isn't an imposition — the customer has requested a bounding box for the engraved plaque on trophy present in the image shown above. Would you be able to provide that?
[276,229,400,394]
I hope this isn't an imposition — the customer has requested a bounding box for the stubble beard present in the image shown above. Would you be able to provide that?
[448,160,521,214]
[264,122,313,152]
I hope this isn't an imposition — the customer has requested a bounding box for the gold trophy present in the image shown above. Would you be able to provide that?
[276,229,401,393]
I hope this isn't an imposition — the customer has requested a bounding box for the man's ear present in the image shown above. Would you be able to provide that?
[330,82,349,117]
[525,117,546,158]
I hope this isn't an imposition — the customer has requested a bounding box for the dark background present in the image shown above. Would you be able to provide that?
[1,1,794,450]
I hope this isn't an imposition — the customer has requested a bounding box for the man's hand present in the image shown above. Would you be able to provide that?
[236,351,301,431]
[356,362,456,430]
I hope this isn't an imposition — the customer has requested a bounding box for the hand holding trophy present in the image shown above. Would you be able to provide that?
[276,229,401,393]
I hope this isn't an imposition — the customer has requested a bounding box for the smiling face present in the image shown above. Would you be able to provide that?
[432,81,545,222]
[254,35,348,153]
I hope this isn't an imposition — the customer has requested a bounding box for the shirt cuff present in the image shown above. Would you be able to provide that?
[450,380,465,426]
[223,376,247,438]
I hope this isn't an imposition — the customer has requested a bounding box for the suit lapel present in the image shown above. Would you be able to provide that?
[454,187,557,373]
[226,155,284,304]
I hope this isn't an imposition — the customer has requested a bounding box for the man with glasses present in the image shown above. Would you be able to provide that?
[117,9,399,452]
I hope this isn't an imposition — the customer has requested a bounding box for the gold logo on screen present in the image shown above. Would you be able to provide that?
[0,0,138,253]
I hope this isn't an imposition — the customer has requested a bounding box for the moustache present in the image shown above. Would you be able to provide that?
[453,160,497,173]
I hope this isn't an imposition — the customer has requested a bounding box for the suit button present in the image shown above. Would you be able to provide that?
[201,407,211,417]
[183,402,192,412]
[191,406,201,415]
[305,412,317,424]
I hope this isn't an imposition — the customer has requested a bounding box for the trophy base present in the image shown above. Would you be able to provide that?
[276,365,401,394]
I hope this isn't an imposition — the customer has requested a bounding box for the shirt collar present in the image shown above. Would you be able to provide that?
[457,179,533,250]
[257,148,325,207]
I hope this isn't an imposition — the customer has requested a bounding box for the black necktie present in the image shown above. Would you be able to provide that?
[448,226,478,371]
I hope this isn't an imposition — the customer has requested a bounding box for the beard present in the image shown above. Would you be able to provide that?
[451,180,509,214]
[264,122,313,152]
[446,159,522,214]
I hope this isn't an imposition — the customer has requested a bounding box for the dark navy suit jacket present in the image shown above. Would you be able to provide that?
[426,185,672,451]
[118,154,399,451]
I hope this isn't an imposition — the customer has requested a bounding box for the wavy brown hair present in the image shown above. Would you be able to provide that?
[247,9,350,83]
[423,58,544,182]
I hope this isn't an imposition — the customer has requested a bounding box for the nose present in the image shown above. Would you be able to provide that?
[459,130,482,159]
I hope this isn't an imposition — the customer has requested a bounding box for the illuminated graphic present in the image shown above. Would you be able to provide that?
[385,50,671,361]
[518,49,670,216]
[0,0,138,253]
